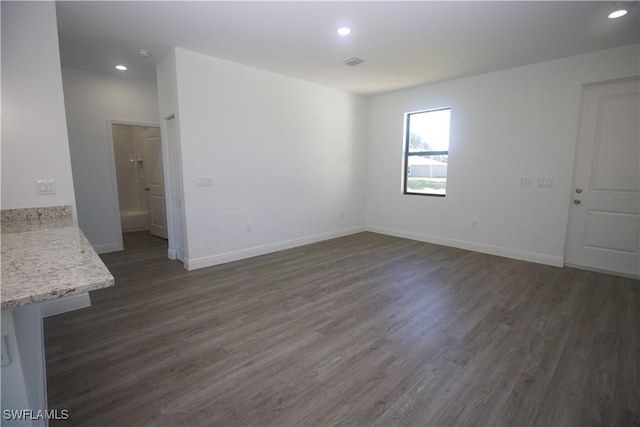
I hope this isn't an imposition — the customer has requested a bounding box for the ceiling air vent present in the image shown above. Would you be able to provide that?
[343,57,365,67]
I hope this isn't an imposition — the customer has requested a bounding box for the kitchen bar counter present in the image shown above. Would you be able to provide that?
[1,222,114,310]
[1,206,114,426]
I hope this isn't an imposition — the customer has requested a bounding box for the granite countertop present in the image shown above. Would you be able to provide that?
[1,206,114,310]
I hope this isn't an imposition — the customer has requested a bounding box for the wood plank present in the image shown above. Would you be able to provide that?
[44,231,640,426]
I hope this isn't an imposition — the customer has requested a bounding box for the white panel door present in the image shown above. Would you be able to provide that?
[167,117,184,261]
[565,78,640,278]
[143,127,168,239]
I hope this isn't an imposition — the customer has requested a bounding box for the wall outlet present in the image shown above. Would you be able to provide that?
[36,180,56,195]
[520,177,531,187]
[195,177,212,187]
[538,177,553,188]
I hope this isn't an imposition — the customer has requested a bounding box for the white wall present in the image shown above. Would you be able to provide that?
[160,47,368,269]
[156,49,179,123]
[1,311,30,426]
[62,68,159,252]
[1,2,76,213]
[366,44,640,266]
[156,49,184,260]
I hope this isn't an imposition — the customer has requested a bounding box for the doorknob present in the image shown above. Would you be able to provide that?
[144,187,150,191]
[574,199,581,205]
[575,188,582,194]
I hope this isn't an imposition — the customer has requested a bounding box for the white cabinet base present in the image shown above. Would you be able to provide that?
[1,305,47,427]
[39,293,90,318]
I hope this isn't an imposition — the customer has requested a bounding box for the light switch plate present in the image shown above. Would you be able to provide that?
[36,180,56,195]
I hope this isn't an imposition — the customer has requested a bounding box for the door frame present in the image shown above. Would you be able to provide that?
[142,127,169,239]
[162,114,187,263]
[106,119,161,251]
[563,76,640,278]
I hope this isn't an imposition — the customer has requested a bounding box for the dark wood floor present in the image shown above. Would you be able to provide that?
[44,232,639,426]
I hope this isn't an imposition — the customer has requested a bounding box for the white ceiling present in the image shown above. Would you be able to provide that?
[56,1,640,96]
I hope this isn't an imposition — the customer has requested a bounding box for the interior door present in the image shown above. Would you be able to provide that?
[565,78,639,278]
[167,117,184,261]
[143,127,168,239]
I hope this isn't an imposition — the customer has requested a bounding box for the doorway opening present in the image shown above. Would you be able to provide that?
[111,123,168,248]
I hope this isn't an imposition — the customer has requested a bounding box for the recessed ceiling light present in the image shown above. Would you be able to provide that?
[608,9,628,18]
[337,27,352,36]
[115,65,127,71]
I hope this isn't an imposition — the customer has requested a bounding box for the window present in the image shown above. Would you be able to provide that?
[403,107,451,196]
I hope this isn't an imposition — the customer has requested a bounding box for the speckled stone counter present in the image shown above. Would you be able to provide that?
[1,206,114,310]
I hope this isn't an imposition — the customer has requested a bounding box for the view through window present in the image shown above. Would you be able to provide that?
[404,108,451,196]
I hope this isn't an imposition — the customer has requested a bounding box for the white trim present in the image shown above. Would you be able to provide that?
[92,242,124,254]
[564,263,640,280]
[108,119,160,128]
[184,226,366,270]
[39,293,91,318]
[366,225,564,267]
[163,115,186,263]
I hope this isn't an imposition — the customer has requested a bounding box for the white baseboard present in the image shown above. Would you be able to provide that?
[366,225,564,267]
[93,242,123,254]
[184,226,366,271]
[39,293,91,318]
[564,263,639,280]
[181,224,563,271]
